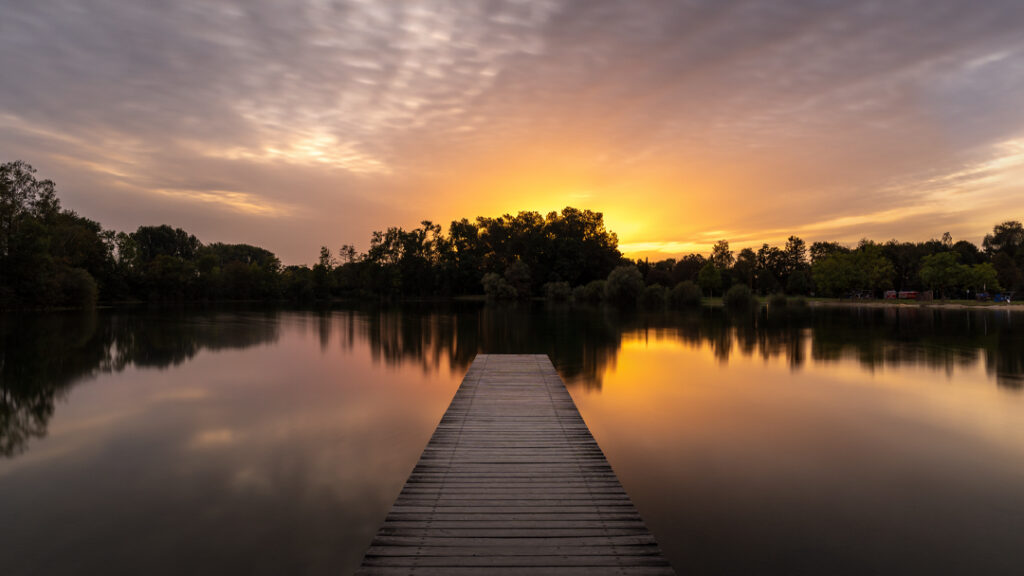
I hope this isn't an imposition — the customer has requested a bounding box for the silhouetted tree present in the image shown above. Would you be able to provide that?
[2,159,1021,307]
[723,283,758,310]
[732,248,756,288]
[698,262,722,297]
[605,265,644,307]
[669,280,702,308]
[809,241,849,264]
[711,239,734,268]
[983,221,1024,254]
[1,161,113,307]
[672,253,706,284]
[756,243,785,295]
[638,284,667,309]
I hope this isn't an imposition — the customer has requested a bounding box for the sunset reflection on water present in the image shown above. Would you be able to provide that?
[1,304,1022,575]
[570,326,1024,573]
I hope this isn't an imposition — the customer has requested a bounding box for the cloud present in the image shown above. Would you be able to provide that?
[2,0,1024,262]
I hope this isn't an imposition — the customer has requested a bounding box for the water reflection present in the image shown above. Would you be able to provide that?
[572,309,1024,576]
[347,303,1023,391]
[1,307,458,575]
[0,310,280,457]
[3,305,1022,459]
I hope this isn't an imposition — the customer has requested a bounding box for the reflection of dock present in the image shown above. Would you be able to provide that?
[357,354,674,575]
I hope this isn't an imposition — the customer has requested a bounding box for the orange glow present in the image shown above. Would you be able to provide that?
[569,329,1024,460]
[4,1,1023,264]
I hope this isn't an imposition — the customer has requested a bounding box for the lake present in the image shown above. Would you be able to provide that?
[1,303,1023,575]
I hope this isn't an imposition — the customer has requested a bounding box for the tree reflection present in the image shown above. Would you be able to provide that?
[353,302,623,388]
[0,309,280,457]
[351,303,1024,393]
[3,304,1021,458]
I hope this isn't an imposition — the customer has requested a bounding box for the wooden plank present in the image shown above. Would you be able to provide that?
[356,354,675,575]
[364,545,664,557]
[358,567,675,576]
[362,555,672,567]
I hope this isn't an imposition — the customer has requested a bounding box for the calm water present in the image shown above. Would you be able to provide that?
[1,304,1023,575]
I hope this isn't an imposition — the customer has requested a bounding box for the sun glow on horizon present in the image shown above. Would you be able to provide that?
[3,1,1023,264]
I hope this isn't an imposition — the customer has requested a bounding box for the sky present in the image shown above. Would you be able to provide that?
[3,0,1024,265]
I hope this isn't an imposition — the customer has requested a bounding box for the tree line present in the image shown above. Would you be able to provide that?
[1,160,1021,309]
[628,226,1018,305]
[0,160,621,307]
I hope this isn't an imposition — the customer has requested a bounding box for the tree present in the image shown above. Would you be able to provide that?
[339,244,358,264]
[723,283,758,310]
[854,242,896,295]
[711,240,734,269]
[1,161,117,308]
[313,245,336,299]
[812,244,894,297]
[146,254,196,300]
[504,261,531,299]
[982,221,1024,291]
[983,221,1024,255]
[543,281,571,301]
[199,243,281,299]
[545,207,621,287]
[131,225,201,264]
[782,236,806,272]
[919,252,962,299]
[445,218,484,294]
[963,263,1000,295]
[952,240,983,265]
[482,272,516,300]
[672,254,706,284]
[0,160,59,258]
[605,265,644,307]
[812,253,854,297]
[883,239,926,291]
[732,248,756,287]
[282,265,315,301]
[669,281,702,308]
[644,258,675,287]
[755,244,785,294]
[809,241,849,264]
[638,284,667,309]
[786,270,813,295]
[697,262,722,297]
[992,252,1022,291]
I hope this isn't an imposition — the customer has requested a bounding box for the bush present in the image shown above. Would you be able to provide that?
[669,280,702,308]
[482,272,517,300]
[575,279,606,304]
[638,284,667,309]
[571,285,586,303]
[768,292,788,309]
[605,265,644,307]
[543,281,572,301]
[723,283,758,310]
[504,261,531,298]
[56,266,98,308]
[786,270,813,295]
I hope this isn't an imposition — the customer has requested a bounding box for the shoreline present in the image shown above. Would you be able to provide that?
[803,298,1022,310]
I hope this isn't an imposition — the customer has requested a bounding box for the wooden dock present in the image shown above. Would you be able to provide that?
[357,354,675,575]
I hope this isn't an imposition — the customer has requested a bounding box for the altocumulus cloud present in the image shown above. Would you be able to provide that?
[2,0,1024,262]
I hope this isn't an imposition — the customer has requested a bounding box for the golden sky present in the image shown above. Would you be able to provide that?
[3,1,1024,264]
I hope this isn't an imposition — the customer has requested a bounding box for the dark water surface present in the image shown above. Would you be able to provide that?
[1,304,1023,575]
